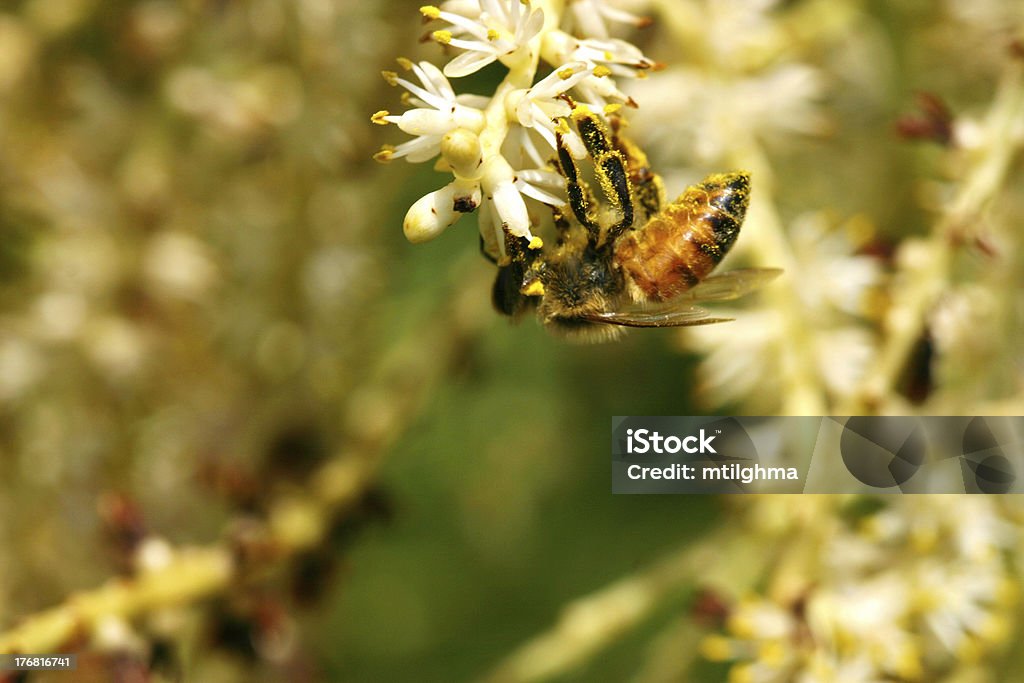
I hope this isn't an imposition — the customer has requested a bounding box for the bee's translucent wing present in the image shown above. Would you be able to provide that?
[583,305,733,328]
[674,268,783,303]
[582,268,782,328]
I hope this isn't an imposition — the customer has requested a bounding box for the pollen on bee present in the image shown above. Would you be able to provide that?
[522,281,545,296]
[528,236,544,250]
[570,104,594,119]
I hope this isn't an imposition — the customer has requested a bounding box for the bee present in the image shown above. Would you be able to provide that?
[488,107,781,342]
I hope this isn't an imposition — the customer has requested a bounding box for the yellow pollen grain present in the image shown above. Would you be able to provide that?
[603,103,623,115]
[603,50,613,60]
[381,70,399,86]
[487,28,500,41]
[554,118,571,135]
[522,281,545,296]
[419,5,441,19]
[557,66,578,80]
[371,110,390,125]
[432,30,453,44]
[592,65,612,78]
[396,56,414,70]
[528,236,543,249]
[570,103,593,118]
[373,147,395,163]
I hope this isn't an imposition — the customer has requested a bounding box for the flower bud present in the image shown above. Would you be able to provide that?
[480,156,532,238]
[441,128,482,179]
[403,179,480,243]
[404,188,458,243]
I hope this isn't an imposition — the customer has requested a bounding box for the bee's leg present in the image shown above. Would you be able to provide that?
[551,204,572,245]
[610,116,665,222]
[572,108,633,245]
[554,128,602,245]
[545,155,577,246]
[492,229,542,318]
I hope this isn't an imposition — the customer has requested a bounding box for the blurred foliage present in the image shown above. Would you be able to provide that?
[0,0,1022,682]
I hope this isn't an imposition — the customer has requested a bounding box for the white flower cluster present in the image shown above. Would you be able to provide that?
[682,213,882,411]
[372,0,655,254]
[703,496,1020,682]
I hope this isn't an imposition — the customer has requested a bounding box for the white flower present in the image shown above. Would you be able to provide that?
[507,61,592,151]
[422,1,545,77]
[628,63,828,164]
[372,59,486,163]
[562,0,652,40]
[477,156,566,255]
[481,156,540,239]
[680,211,881,409]
[542,30,657,107]
[708,496,1022,682]
[403,178,482,243]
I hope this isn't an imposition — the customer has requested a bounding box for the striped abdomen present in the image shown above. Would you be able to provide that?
[614,172,751,302]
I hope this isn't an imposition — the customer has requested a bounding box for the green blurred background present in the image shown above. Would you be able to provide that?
[1,0,1022,681]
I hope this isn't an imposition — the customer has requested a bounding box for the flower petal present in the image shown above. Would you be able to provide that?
[491,179,531,237]
[444,50,499,78]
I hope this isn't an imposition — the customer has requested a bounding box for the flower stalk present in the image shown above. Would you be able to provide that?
[848,61,1024,412]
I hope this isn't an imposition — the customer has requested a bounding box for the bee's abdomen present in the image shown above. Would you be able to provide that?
[615,172,750,302]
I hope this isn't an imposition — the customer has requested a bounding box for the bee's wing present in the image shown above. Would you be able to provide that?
[673,268,783,302]
[583,305,733,328]
[581,268,782,328]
